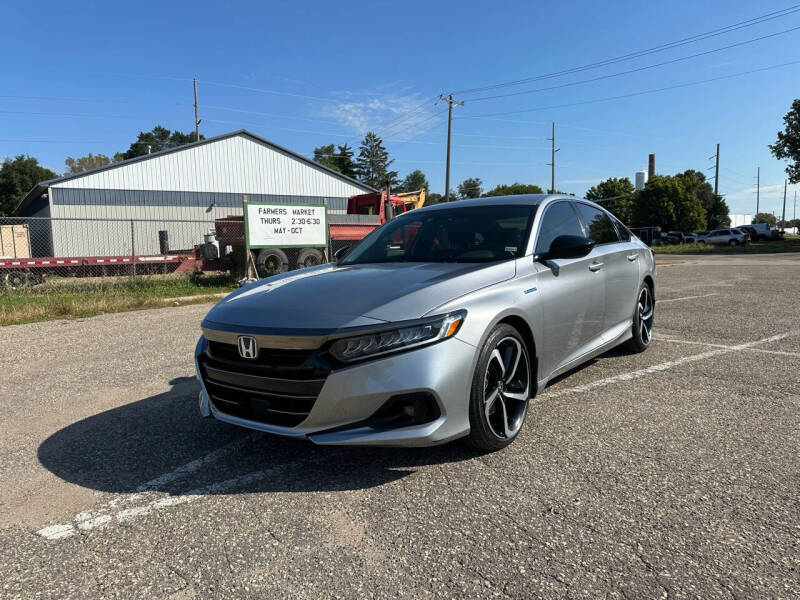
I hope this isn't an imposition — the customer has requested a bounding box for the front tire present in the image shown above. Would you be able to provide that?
[466,324,531,452]
[256,248,289,275]
[729,239,738,246]
[623,282,654,353]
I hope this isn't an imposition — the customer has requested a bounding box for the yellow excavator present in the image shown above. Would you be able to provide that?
[395,188,427,211]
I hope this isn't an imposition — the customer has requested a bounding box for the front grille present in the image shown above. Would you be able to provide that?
[199,341,331,427]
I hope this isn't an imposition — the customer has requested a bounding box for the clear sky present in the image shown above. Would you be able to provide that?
[2,0,800,218]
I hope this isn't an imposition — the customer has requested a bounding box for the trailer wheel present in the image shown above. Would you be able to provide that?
[4,270,30,290]
[295,248,325,269]
[256,248,289,275]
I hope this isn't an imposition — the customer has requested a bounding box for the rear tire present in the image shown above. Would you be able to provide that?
[295,248,325,269]
[256,248,289,275]
[729,239,738,246]
[623,282,654,354]
[4,270,29,290]
[466,324,531,452]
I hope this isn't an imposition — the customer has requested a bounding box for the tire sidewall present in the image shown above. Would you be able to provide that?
[256,248,289,274]
[467,323,530,452]
[627,281,654,353]
[295,247,324,269]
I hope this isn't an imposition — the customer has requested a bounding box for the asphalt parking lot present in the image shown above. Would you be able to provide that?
[1,253,798,599]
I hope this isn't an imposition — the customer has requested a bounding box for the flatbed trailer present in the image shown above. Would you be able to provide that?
[0,251,223,290]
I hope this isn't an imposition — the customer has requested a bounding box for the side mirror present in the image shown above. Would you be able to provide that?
[539,235,594,261]
[333,246,350,263]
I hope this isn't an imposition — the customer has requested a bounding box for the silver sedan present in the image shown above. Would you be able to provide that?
[195,195,656,451]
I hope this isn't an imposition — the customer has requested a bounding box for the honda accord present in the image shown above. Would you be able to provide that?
[195,195,655,451]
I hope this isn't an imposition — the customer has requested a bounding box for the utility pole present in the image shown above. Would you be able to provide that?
[439,94,464,202]
[782,179,787,229]
[756,167,760,216]
[713,143,720,197]
[546,122,560,193]
[193,77,201,141]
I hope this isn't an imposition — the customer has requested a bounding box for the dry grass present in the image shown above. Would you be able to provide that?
[0,274,237,326]
[652,237,800,254]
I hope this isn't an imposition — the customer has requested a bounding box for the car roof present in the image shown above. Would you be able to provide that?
[410,194,593,215]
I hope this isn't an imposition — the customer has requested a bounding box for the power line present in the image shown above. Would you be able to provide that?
[451,4,800,95]
[459,59,800,118]
[464,25,800,102]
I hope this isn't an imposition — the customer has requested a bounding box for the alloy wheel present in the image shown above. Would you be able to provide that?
[638,286,654,345]
[483,337,530,439]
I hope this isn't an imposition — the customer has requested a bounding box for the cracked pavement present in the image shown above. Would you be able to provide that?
[0,253,798,599]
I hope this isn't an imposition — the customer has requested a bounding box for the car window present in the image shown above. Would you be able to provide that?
[340,204,536,265]
[574,203,620,245]
[534,201,584,255]
[613,218,632,241]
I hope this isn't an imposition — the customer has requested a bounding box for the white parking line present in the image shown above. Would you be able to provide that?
[655,336,800,358]
[657,293,719,303]
[38,464,301,540]
[544,331,796,399]
[37,434,259,540]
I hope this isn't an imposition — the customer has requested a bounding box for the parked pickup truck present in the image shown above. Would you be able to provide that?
[747,222,783,241]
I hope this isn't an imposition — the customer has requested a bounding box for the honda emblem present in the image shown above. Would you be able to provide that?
[237,335,258,359]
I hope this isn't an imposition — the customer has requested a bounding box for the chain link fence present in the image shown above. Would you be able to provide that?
[0,214,377,291]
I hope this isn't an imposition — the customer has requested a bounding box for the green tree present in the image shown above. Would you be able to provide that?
[312,143,357,178]
[425,192,443,206]
[676,170,729,229]
[585,177,635,224]
[633,175,706,231]
[458,177,483,199]
[313,144,338,170]
[336,144,357,179]
[0,155,57,216]
[64,153,112,174]
[396,169,429,193]
[769,98,800,183]
[119,126,203,160]
[753,212,777,226]
[355,132,398,189]
[484,182,544,197]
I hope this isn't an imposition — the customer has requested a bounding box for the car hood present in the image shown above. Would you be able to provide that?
[202,261,516,333]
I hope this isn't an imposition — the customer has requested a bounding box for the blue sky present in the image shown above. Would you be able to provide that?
[2,0,800,217]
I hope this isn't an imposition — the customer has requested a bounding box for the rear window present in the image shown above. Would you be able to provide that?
[574,203,620,245]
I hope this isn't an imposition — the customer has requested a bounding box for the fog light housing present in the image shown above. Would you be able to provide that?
[368,393,441,430]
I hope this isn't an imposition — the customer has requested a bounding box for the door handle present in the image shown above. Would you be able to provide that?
[589,261,604,272]
[627,254,638,261]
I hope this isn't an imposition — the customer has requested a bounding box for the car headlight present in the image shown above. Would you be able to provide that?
[329,310,466,363]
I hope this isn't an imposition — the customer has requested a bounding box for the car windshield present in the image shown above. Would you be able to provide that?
[340,204,536,265]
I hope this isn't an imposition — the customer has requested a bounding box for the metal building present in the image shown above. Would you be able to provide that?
[14,130,374,257]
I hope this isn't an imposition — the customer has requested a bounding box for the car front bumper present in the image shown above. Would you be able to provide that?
[195,335,477,446]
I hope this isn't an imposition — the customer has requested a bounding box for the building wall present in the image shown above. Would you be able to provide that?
[42,133,372,257]
[48,189,352,256]
[729,214,753,227]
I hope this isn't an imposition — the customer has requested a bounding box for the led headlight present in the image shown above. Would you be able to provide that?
[329,310,466,363]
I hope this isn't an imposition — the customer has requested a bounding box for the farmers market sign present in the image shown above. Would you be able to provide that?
[244,201,328,248]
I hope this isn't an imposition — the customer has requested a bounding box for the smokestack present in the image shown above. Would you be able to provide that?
[648,154,655,181]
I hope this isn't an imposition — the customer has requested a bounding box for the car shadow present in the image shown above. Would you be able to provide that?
[37,376,480,496]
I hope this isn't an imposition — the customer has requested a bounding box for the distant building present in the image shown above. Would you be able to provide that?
[14,130,374,257]
[729,214,753,227]
[635,171,648,191]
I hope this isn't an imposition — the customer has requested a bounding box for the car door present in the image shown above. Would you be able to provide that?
[708,229,725,243]
[532,200,606,376]
[573,202,639,340]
